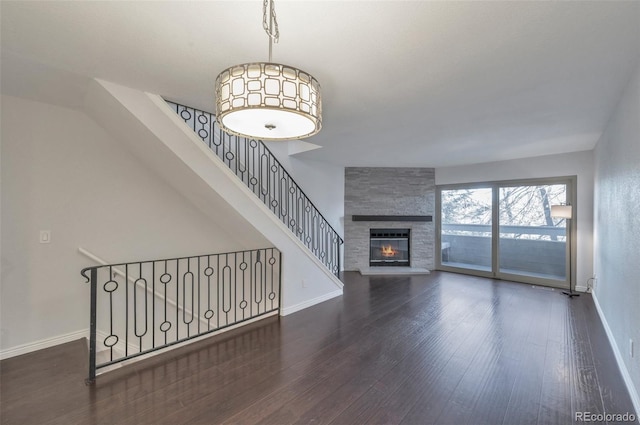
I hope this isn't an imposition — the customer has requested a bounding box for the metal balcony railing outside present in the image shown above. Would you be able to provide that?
[81,247,281,383]
[441,224,567,278]
[442,223,566,239]
[166,101,342,277]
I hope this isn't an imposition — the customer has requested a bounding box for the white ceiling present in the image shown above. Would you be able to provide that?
[2,1,639,167]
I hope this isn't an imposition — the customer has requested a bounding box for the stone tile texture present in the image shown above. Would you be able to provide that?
[344,167,435,270]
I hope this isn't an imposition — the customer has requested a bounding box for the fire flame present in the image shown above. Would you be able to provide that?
[380,245,397,257]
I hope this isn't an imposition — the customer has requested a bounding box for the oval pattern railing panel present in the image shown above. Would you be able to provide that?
[82,248,281,383]
[166,101,342,277]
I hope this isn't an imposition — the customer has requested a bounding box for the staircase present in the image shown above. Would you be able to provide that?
[79,79,345,381]
[84,79,344,317]
[166,101,343,278]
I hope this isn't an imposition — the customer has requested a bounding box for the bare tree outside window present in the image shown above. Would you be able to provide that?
[499,184,567,241]
[442,185,567,240]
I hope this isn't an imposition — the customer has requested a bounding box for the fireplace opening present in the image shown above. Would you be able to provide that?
[370,229,410,267]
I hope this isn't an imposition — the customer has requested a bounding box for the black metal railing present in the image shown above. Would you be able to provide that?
[81,248,281,383]
[166,101,342,277]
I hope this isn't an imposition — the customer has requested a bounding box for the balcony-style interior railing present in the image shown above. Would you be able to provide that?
[81,248,281,383]
[166,101,342,277]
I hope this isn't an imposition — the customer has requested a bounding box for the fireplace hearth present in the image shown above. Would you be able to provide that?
[370,229,410,267]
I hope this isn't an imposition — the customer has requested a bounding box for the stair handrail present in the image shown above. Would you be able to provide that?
[251,141,342,243]
[166,101,343,277]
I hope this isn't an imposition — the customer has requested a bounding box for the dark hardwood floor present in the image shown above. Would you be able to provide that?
[1,271,636,425]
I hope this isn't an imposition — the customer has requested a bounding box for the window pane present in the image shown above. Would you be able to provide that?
[498,184,567,280]
[441,188,492,271]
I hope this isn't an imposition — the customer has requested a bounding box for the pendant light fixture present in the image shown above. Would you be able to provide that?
[215,0,322,141]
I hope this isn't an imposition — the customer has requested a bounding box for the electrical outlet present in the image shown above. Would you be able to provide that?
[631,339,634,358]
[301,279,307,288]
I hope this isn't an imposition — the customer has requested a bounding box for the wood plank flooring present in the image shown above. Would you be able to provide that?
[1,271,636,425]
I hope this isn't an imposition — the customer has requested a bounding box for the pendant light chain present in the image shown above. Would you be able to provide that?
[262,0,280,42]
[263,0,279,62]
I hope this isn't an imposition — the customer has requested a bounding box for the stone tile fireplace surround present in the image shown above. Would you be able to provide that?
[344,167,435,271]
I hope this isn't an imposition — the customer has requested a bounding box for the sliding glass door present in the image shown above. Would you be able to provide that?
[441,187,492,273]
[498,184,567,281]
[437,177,574,289]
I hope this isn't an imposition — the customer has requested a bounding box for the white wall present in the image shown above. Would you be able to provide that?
[436,150,595,290]
[0,94,268,354]
[593,63,640,411]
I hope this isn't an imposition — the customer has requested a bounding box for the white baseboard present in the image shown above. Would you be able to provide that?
[592,292,640,419]
[0,309,281,364]
[0,329,88,360]
[281,289,343,316]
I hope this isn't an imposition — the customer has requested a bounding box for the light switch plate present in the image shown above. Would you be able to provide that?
[39,230,51,244]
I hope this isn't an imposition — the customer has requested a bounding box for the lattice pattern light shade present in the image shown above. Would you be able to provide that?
[215,62,322,141]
